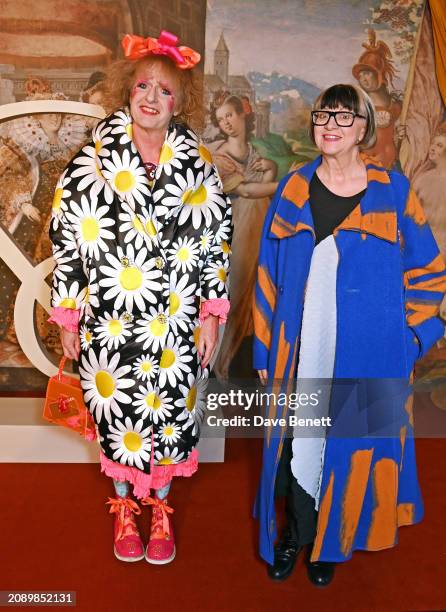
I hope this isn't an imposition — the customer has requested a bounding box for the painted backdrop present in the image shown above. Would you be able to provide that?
[0,0,206,392]
[202,0,446,378]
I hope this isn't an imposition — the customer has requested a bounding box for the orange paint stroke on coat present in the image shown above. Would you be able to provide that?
[405,253,446,280]
[253,302,271,354]
[404,190,427,225]
[311,471,335,562]
[340,449,374,557]
[271,214,297,238]
[404,395,414,428]
[399,426,407,472]
[281,173,309,208]
[408,275,446,292]
[366,458,398,550]
[257,265,276,311]
[406,302,440,326]
[366,167,391,184]
[266,323,290,447]
[338,207,397,242]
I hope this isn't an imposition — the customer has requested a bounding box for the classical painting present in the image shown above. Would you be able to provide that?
[204,0,427,377]
[0,0,206,391]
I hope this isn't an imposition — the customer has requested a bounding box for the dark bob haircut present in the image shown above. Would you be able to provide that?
[310,83,376,150]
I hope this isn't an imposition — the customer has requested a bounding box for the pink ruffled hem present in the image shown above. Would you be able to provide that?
[48,307,80,333]
[199,298,230,324]
[100,449,199,498]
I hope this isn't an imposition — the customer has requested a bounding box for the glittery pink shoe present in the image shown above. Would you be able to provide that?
[106,497,145,562]
[142,497,176,564]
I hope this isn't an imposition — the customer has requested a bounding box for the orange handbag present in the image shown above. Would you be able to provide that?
[43,357,97,441]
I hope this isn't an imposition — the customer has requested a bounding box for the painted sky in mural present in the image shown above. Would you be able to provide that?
[206,0,422,91]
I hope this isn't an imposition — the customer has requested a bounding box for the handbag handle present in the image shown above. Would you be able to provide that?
[57,357,67,381]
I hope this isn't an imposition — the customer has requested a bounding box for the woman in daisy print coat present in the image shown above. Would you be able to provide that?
[49,31,232,565]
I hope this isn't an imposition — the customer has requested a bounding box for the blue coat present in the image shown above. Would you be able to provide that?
[253,154,446,564]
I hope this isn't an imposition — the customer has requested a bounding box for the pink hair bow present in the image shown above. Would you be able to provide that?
[122,30,201,69]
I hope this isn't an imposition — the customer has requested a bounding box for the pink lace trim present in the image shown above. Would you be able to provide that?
[199,298,230,324]
[48,307,80,333]
[100,449,199,499]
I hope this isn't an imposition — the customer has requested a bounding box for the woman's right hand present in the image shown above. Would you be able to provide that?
[60,328,80,360]
[214,153,243,178]
[258,369,268,386]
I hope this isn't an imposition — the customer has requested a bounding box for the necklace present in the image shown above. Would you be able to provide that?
[143,161,157,181]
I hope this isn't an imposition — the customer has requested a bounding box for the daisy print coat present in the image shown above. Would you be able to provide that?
[50,108,232,473]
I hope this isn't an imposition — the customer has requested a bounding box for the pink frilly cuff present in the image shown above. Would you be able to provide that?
[199,298,230,325]
[100,449,199,498]
[48,307,80,333]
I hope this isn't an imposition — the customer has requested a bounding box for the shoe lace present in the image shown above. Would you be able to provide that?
[141,496,174,538]
[276,528,299,554]
[106,497,141,541]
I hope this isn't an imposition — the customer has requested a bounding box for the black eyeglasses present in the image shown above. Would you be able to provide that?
[311,110,367,127]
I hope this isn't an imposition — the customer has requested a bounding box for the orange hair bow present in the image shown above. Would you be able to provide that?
[122,30,201,70]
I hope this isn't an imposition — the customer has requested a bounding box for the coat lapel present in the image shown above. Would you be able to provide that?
[269,153,397,244]
[95,109,187,252]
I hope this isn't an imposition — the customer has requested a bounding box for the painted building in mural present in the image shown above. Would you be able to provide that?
[204,33,271,140]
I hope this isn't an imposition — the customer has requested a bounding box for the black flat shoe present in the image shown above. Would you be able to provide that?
[306,560,335,587]
[267,528,302,581]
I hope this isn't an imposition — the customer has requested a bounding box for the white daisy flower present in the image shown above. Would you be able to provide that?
[109,109,133,144]
[101,148,150,207]
[79,347,134,424]
[51,170,72,219]
[99,244,162,312]
[202,260,229,293]
[134,383,173,424]
[118,202,156,251]
[92,122,114,158]
[217,239,232,257]
[107,416,152,471]
[199,228,214,254]
[167,235,199,273]
[155,130,189,177]
[134,305,170,352]
[214,213,232,243]
[65,194,115,260]
[52,280,87,310]
[84,268,100,318]
[79,325,93,350]
[158,332,193,387]
[151,168,192,219]
[159,422,182,446]
[176,368,208,433]
[163,271,197,332]
[95,310,132,350]
[132,354,159,381]
[179,166,227,229]
[71,144,114,203]
[154,446,185,465]
[187,141,214,170]
[52,247,75,283]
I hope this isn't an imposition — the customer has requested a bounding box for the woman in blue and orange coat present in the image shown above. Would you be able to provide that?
[253,84,446,586]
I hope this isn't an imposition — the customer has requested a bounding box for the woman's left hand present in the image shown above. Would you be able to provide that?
[198,314,219,369]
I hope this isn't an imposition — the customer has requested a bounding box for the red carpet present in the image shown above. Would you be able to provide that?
[1,438,445,612]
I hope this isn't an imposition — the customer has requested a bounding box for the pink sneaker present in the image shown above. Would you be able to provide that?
[106,497,145,562]
[142,496,175,564]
